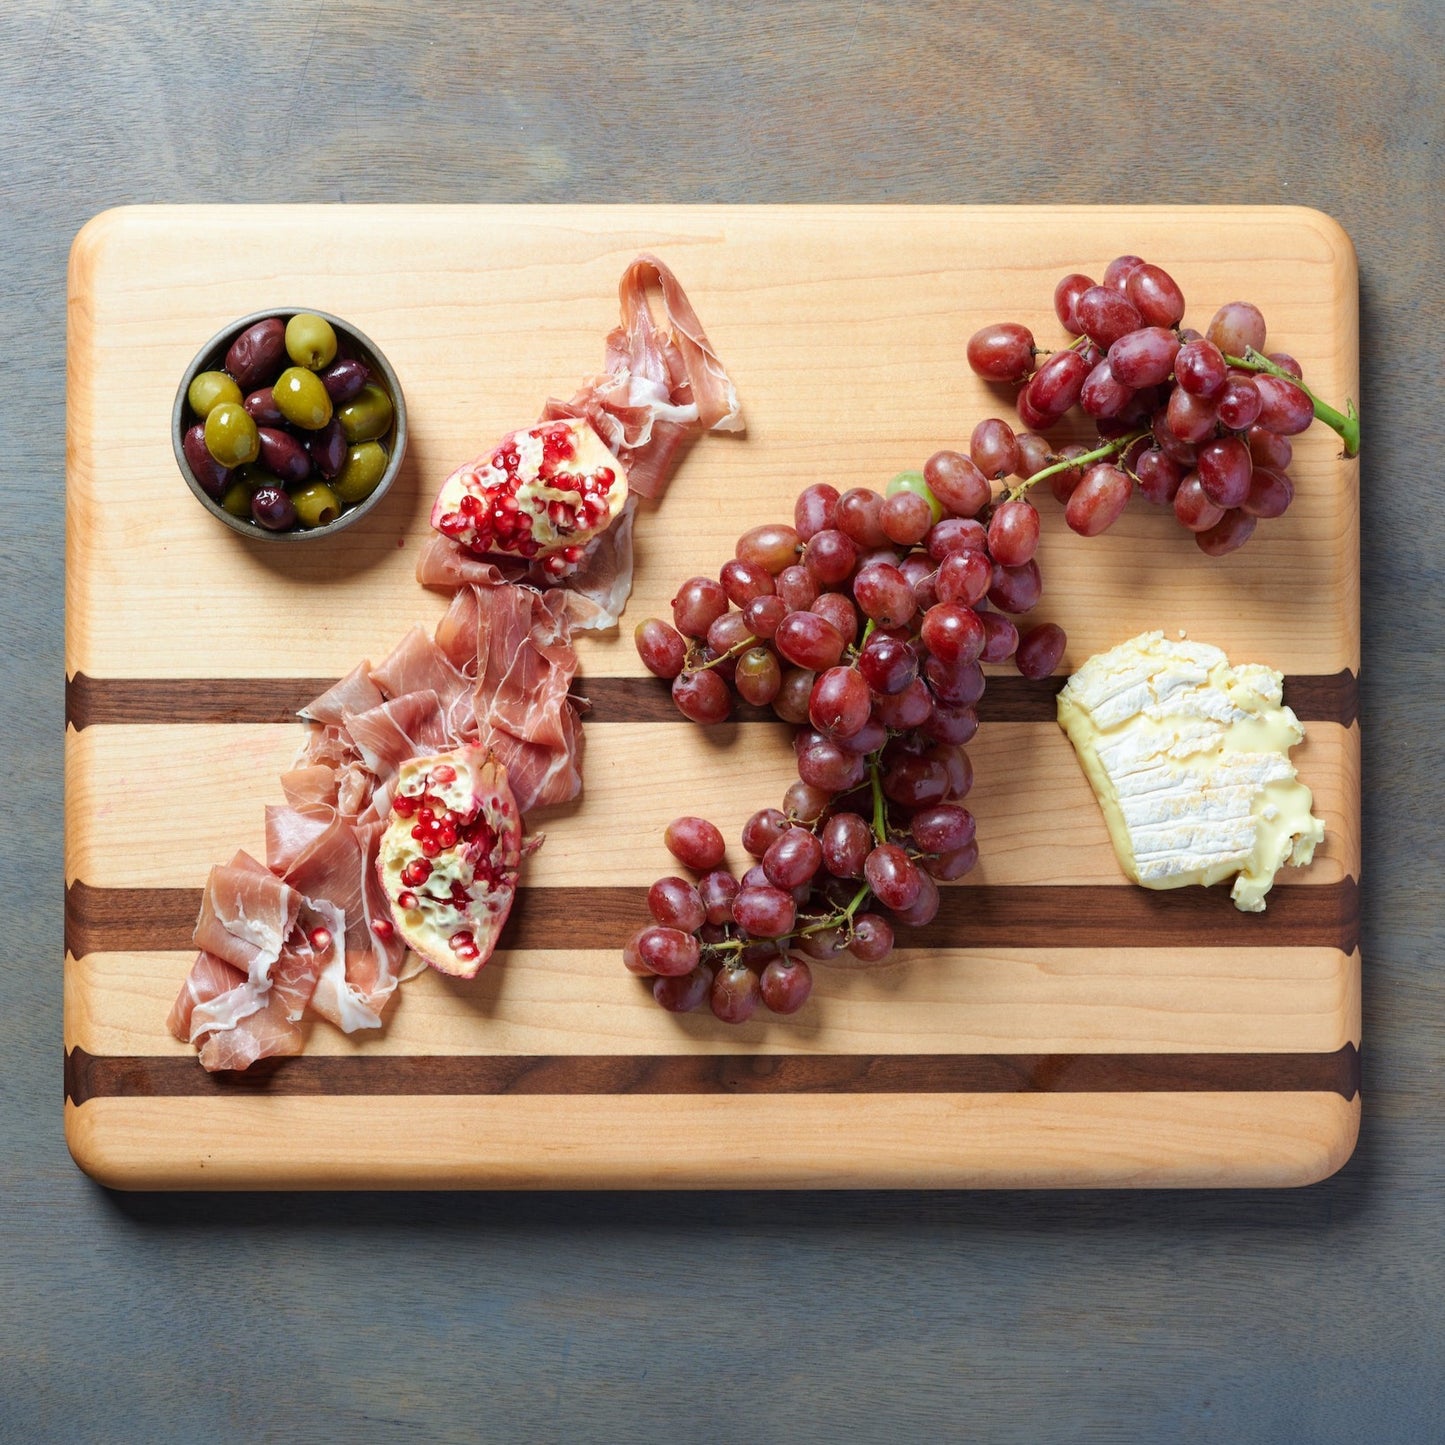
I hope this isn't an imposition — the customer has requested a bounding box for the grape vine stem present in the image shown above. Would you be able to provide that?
[1225,348,1361,458]
[1004,430,1149,504]
[684,632,758,674]
[867,753,889,845]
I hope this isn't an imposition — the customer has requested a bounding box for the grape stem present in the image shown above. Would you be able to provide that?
[797,881,873,938]
[684,632,758,674]
[1225,348,1361,458]
[1004,430,1149,504]
[1028,334,1091,368]
[702,879,874,960]
[867,753,889,845]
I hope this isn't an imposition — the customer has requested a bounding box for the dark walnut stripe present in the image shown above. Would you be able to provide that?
[65,877,1360,958]
[65,669,1359,729]
[63,1042,1361,1106]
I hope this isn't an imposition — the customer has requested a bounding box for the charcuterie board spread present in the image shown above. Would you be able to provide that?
[65,205,1360,1189]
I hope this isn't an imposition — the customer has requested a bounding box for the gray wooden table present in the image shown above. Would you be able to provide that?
[5,3,1442,1440]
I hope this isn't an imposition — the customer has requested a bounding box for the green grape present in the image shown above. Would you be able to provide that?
[886,470,944,526]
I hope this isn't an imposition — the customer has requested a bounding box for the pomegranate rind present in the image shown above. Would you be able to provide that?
[430,417,627,567]
[376,746,522,979]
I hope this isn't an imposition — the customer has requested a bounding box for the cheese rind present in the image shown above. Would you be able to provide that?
[1056,631,1324,912]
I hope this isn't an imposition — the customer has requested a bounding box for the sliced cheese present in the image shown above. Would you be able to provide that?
[1056,630,1324,912]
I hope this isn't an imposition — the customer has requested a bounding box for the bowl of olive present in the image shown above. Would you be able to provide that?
[173,308,406,539]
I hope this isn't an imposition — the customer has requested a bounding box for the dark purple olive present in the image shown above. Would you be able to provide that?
[256,426,311,485]
[224,317,288,393]
[182,422,232,501]
[320,356,370,405]
[242,387,285,428]
[250,485,297,531]
[305,417,348,480]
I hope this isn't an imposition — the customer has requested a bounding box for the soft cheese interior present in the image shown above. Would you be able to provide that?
[1056,630,1325,912]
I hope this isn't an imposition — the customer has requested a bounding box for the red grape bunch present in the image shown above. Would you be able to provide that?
[627,462,1062,1023]
[964,253,1359,556]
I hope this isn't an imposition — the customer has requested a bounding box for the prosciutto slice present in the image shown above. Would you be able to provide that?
[265,799,407,1030]
[166,852,327,1072]
[551,253,743,500]
[191,851,301,986]
[429,583,585,812]
[300,661,384,727]
[167,950,308,1075]
[368,626,472,710]
[345,690,451,780]
[167,951,247,1047]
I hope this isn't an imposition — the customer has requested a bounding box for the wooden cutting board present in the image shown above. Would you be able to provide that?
[64,205,1360,1189]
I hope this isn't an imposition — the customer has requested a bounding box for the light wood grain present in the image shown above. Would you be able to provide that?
[64,203,1360,1190]
[63,719,1360,889]
[65,948,1361,1059]
[64,1092,1361,1191]
[67,205,1359,682]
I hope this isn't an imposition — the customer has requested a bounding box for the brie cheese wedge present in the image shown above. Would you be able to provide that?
[1056,630,1325,911]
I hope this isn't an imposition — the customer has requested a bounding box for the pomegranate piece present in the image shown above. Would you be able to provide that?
[376,746,523,979]
[430,417,628,576]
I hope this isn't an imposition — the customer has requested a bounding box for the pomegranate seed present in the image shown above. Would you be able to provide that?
[401,858,432,887]
[437,824,458,848]
[419,838,441,858]
[449,930,474,949]
[392,794,417,817]
[397,891,417,910]
[431,763,456,785]
[308,926,332,952]
[371,918,394,940]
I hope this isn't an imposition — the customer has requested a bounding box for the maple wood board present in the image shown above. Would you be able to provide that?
[64,204,1361,1189]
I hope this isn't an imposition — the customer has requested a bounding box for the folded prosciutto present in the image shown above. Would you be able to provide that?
[434,584,584,813]
[166,851,328,1073]
[423,253,742,628]
[547,252,743,500]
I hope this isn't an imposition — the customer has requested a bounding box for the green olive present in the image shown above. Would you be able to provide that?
[219,480,253,518]
[886,469,945,526]
[204,401,260,467]
[285,312,338,370]
[273,366,333,430]
[337,382,393,444]
[333,441,388,503]
[234,463,284,493]
[291,481,342,529]
[187,369,242,418]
